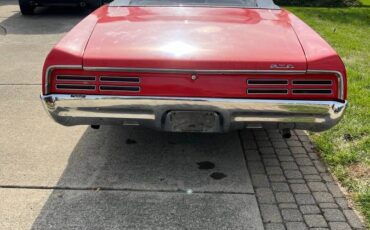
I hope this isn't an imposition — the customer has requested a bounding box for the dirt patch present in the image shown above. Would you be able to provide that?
[348,163,370,180]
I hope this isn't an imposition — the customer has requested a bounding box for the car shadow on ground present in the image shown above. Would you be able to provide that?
[30,126,254,228]
[0,4,89,35]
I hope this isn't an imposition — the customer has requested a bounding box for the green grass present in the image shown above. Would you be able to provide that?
[361,0,370,5]
[287,6,370,226]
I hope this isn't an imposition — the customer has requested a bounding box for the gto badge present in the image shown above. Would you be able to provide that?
[271,64,295,69]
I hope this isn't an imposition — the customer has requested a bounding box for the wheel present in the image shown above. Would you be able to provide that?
[19,0,35,15]
[88,0,103,9]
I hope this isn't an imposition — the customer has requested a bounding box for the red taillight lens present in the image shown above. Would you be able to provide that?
[245,74,338,100]
[49,69,141,95]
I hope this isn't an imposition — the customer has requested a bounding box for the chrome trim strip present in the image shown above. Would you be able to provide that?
[83,66,307,75]
[44,66,345,100]
[40,94,347,132]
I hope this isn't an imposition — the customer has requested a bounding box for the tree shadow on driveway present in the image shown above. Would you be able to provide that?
[30,126,260,229]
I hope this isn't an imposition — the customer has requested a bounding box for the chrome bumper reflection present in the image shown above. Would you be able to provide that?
[41,94,347,132]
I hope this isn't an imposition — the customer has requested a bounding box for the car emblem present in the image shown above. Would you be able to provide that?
[271,64,295,69]
[191,75,197,80]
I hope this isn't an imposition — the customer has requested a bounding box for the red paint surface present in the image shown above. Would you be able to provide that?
[83,6,307,70]
[43,5,347,100]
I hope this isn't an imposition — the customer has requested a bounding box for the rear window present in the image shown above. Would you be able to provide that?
[110,0,279,9]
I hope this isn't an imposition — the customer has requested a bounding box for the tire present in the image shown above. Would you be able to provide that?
[19,0,35,15]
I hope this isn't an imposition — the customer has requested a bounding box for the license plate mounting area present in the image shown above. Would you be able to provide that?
[164,111,221,133]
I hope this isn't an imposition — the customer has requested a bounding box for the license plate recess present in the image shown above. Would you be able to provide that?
[164,111,221,132]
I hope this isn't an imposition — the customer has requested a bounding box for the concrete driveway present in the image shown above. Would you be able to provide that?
[0,1,365,229]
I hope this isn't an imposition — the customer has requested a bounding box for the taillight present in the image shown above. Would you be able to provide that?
[49,69,141,95]
[56,75,96,81]
[246,74,338,100]
[47,68,342,101]
[54,74,96,91]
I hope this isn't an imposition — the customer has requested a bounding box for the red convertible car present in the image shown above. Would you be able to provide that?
[41,0,347,134]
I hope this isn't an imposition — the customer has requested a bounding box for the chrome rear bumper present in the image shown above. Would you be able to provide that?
[41,94,347,132]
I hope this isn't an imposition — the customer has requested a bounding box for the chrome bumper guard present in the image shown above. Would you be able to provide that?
[41,94,347,132]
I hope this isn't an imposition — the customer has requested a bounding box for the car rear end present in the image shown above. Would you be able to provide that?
[40,5,347,133]
[42,67,346,132]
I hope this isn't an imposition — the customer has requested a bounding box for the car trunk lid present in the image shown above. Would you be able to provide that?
[83,6,307,71]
